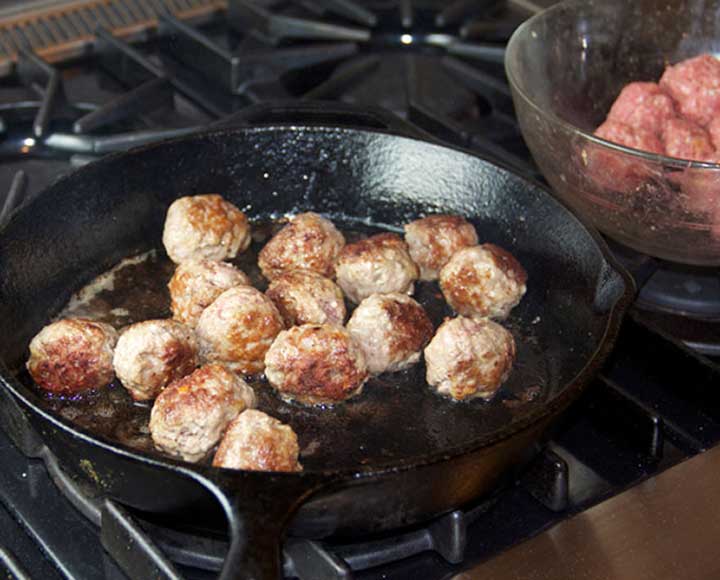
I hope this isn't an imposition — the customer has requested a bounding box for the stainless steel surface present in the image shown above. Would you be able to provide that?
[0,0,225,77]
[460,445,720,580]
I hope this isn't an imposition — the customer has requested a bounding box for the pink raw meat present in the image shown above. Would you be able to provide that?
[662,117,716,162]
[607,82,677,135]
[586,120,663,191]
[595,119,664,154]
[707,117,720,151]
[660,54,720,127]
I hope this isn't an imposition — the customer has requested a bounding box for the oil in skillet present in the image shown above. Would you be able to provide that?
[29,219,548,469]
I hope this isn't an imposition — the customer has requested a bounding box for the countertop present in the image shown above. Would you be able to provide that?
[458,444,720,580]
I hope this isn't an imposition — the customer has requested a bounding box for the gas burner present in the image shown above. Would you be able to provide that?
[607,240,720,355]
[636,265,720,321]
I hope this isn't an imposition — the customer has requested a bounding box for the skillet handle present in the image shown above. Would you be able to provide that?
[213,99,437,142]
[177,465,342,580]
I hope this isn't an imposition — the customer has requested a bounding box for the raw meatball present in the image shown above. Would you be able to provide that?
[404,215,479,281]
[265,270,346,327]
[196,286,284,374]
[440,244,527,320]
[347,293,433,375]
[264,324,368,405]
[707,117,720,150]
[27,318,118,394]
[213,410,301,472]
[149,364,255,462]
[662,118,715,162]
[162,194,251,264]
[335,233,419,303]
[113,319,198,401]
[660,54,720,127]
[169,260,251,328]
[258,212,345,280]
[607,82,677,135]
[585,120,664,192]
[425,317,515,401]
[594,119,664,154]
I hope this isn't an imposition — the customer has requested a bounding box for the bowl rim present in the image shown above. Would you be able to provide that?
[504,0,720,170]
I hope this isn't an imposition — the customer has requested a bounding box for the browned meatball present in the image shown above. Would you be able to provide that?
[346,293,433,375]
[258,212,345,280]
[212,410,301,472]
[404,215,479,281]
[439,244,527,320]
[162,194,251,264]
[149,364,255,462]
[27,318,118,394]
[264,324,368,405]
[424,317,515,401]
[335,233,418,303]
[196,286,284,374]
[265,270,346,327]
[169,259,251,328]
[112,319,198,401]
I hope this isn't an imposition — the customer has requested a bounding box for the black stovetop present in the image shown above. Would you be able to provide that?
[2,2,720,579]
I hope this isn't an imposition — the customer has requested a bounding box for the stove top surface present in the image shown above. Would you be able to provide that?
[1,1,720,579]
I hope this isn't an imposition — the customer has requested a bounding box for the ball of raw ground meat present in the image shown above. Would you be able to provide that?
[424,317,515,401]
[594,119,664,154]
[162,194,251,264]
[403,215,479,281]
[347,293,434,375]
[258,212,345,280]
[707,117,720,150]
[27,318,118,394]
[112,319,198,401]
[265,270,346,327]
[196,286,284,374]
[607,82,678,135]
[585,120,665,192]
[335,233,419,303]
[212,409,301,472]
[672,164,720,238]
[440,244,527,320]
[169,259,251,328]
[264,324,368,405]
[149,364,256,462]
[662,118,716,162]
[660,54,720,127]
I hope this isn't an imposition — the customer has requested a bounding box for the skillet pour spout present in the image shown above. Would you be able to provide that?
[0,101,633,579]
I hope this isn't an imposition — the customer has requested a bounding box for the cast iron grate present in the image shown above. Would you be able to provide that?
[1,314,717,579]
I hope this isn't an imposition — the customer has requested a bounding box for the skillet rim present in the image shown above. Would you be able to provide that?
[0,124,635,481]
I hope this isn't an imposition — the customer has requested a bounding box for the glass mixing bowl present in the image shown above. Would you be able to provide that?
[506,0,720,265]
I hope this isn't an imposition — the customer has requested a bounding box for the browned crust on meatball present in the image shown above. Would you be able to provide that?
[186,194,249,244]
[339,232,408,260]
[258,212,345,280]
[265,325,368,404]
[212,410,301,472]
[440,244,527,320]
[155,327,198,383]
[484,244,528,286]
[265,270,346,327]
[168,260,251,327]
[196,286,285,375]
[27,319,117,394]
[382,297,434,357]
[441,263,486,315]
[451,341,515,401]
[404,215,478,279]
[153,364,245,423]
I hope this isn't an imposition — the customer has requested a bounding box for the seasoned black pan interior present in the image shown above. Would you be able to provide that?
[0,126,627,472]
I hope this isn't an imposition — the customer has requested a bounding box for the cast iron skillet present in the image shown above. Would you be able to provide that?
[0,102,633,579]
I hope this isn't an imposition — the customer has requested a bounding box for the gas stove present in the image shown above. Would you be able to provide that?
[1,1,720,580]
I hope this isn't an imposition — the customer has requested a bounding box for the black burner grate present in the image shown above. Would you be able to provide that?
[2,315,718,580]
